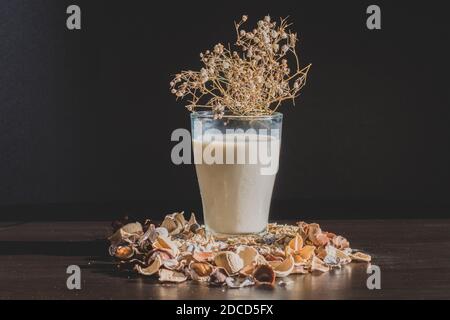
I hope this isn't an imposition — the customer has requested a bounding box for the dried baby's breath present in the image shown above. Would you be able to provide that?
[170,15,311,118]
[108,212,371,289]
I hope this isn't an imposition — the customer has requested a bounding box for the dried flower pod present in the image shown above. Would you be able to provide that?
[186,213,201,233]
[236,245,259,267]
[192,251,215,263]
[136,255,162,276]
[273,255,295,278]
[122,222,143,235]
[253,264,276,286]
[108,229,133,247]
[209,267,229,285]
[161,212,186,235]
[162,258,180,270]
[153,235,179,257]
[158,269,188,283]
[239,263,256,276]
[308,223,330,247]
[214,251,244,275]
[350,252,371,262]
[191,262,214,277]
[114,245,134,260]
[332,235,350,250]
[300,245,316,259]
[311,256,329,273]
[148,248,174,263]
[288,234,304,253]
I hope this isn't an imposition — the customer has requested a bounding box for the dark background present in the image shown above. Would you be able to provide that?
[1,0,449,221]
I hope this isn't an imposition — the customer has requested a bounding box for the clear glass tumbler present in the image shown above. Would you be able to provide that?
[191,111,283,237]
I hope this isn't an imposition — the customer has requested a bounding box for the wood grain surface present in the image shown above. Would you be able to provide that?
[0,219,449,299]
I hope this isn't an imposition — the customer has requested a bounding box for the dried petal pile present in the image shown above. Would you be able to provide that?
[108,212,371,288]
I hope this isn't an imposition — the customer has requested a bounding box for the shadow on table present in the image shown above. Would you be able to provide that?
[0,239,108,256]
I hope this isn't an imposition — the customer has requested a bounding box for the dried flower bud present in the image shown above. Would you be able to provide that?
[214,43,224,54]
[240,30,246,37]
[289,33,297,47]
[281,45,289,54]
[242,15,248,22]
[264,15,271,23]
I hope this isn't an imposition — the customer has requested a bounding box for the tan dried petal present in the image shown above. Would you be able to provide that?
[153,235,179,256]
[253,264,276,286]
[121,222,143,235]
[350,252,372,262]
[311,256,329,273]
[236,245,259,267]
[191,262,214,277]
[136,255,162,276]
[273,255,295,278]
[288,234,304,253]
[332,235,350,249]
[192,251,215,263]
[214,251,244,274]
[158,269,187,283]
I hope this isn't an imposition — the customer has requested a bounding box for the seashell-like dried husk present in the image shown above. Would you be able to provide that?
[255,254,268,265]
[236,245,259,267]
[332,235,350,250]
[122,222,143,235]
[264,254,284,262]
[298,245,316,261]
[158,268,187,283]
[186,213,201,233]
[288,234,304,253]
[310,256,330,273]
[214,251,244,275]
[225,276,255,288]
[153,235,179,257]
[336,248,352,265]
[239,263,256,276]
[292,265,309,274]
[160,212,186,236]
[307,223,330,247]
[192,251,215,263]
[253,264,276,286]
[155,227,169,238]
[273,255,295,278]
[209,267,229,285]
[350,252,371,262]
[108,229,133,247]
[148,248,174,263]
[268,260,282,269]
[162,258,180,270]
[136,255,162,276]
[114,245,134,260]
[139,224,157,247]
[191,262,214,277]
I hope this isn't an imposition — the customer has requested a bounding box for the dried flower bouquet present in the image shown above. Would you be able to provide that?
[170,15,311,118]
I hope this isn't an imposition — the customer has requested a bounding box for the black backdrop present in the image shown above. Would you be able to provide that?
[1,0,449,220]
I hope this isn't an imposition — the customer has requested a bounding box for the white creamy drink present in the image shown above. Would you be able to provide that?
[193,134,280,235]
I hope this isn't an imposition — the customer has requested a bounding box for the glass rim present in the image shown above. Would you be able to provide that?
[190,110,283,120]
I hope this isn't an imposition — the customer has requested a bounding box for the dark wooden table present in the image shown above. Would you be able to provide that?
[0,220,449,300]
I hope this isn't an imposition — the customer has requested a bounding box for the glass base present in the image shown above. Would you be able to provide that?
[205,226,267,240]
